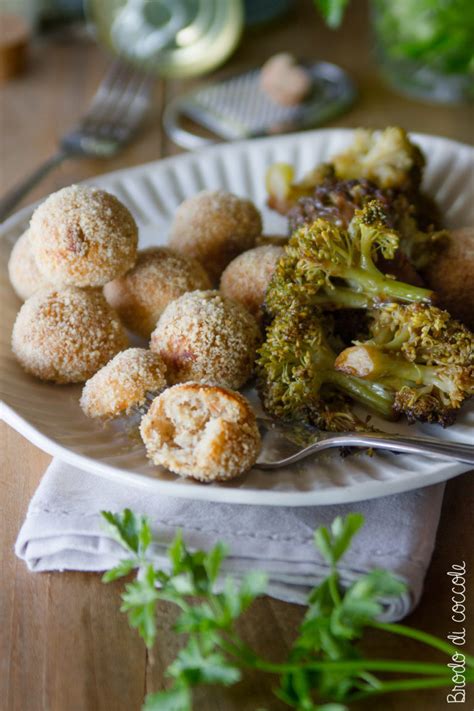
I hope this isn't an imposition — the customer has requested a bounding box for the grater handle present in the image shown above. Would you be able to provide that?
[163,98,218,150]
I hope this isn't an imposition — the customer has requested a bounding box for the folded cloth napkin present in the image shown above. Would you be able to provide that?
[15,459,445,621]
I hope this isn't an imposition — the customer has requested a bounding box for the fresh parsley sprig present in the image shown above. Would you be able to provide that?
[101,510,474,710]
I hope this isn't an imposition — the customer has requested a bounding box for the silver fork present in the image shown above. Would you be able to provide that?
[256,417,474,468]
[0,61,153,222]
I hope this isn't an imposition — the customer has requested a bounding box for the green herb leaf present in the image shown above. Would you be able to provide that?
[331,570,406,639]
[143,683,191,711]
[203,541,228,583]
[168,637,241,686]
[314,514,364,565]
[174,603,220,635]
[168,530,185,572]
[217,571,267,624]
[120,563,160,647]
[102,559,136,583]
[101,509,470,709]
[101,509,152,557]
[239,571,268,609]
[314,0,349,28]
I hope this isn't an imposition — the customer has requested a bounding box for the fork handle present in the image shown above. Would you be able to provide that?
[265,432,474,468]
[0,149,69,222]
[333,433,474,464]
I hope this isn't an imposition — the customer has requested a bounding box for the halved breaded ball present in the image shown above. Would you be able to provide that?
[29,185,138,287]
[168,190,262,282]
[80,348,167,419]
[12,287,128,383]
[140,383,261,481]
[423,227,474,328]
[220,244,284,322]
[150,290,260,389]
[8,229,50,301]
[104,247,211,338]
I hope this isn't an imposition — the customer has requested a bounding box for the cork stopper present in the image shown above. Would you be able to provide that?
[0,13,30,82]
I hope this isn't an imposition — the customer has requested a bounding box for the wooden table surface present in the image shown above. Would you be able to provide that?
[1,2,473,710]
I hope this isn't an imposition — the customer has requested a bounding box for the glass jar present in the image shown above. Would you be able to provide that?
[371,0,474,104]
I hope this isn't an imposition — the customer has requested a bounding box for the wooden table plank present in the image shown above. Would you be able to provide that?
[1,2,473,709]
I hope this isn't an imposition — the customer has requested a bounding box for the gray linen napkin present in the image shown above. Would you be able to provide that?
[15,459,445,621]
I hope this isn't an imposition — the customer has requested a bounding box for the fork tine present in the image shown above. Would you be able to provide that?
[65,60,153,152]
[83,62,126,121]
[80,61,152,139]
[102,69,151,128]
[81,61,133,129]
[116,73,153,131]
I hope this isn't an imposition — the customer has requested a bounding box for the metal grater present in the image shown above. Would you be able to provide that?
[163,61,356,149]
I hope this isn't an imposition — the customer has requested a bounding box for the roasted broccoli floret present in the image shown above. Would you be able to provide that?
[331,127,425,192]
[266,127,426,215]
[266,161,335,214]
[334,303,474,426]
[265,201,433,316]
[288,177,448,271]
[288,178,397,233]
[256,307,395,430]
[392,205,448,270]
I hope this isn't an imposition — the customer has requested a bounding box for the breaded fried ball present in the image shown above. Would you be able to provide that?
[168,190,262,282]
[104,247,211,338]
[150,290,260,389]
[220,244,284,322]
[8,230,50,301]
[29,185,138,287]
[80,348,167,419]
[423,227,474,329]
[140,383,261,481]
[12,287,128,383]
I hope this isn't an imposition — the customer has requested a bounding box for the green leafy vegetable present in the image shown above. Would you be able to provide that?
[102,509,474,709]
[314,513,364,565]
[314,0,350,28]
[314,0,474,80]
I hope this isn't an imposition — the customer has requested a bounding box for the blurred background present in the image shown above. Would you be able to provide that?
[0,0,472,211]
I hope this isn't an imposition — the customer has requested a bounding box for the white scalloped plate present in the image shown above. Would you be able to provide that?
[1,129,473,505]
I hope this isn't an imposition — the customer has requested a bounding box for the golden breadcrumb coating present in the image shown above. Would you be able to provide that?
[8,230,50,301]
[168,190,262,282]
[140,383,261,481]
[150,290,260,389]
[423,227,474,329]
[80,348,167,419]
[29,185,138,287]
[12,287,128,383]
[104,247,211,338]
[220,244,284,322]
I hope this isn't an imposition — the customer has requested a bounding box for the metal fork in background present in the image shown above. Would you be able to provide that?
[0,61,153,222]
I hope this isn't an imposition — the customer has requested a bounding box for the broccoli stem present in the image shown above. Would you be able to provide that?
[342,268,433,304]
[311,288,370,309]
[327,370,396,419]
[335,346,447,391]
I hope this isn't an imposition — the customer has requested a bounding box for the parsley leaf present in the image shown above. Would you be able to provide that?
[101,510,474,710]
[314,513,364,566]
[142,683,191,711]
[102,509,152,557]
[168,637,241,686]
